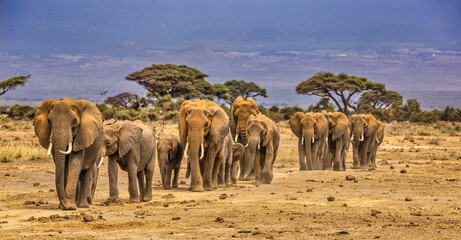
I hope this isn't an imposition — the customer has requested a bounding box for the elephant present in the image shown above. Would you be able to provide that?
[323,112,350,171]
[102,120,156,202]
[34,97,104,210]
[230,96,259,180]
[289,112,328,171]
[245,113,280,184]
[217,133,233,187]
[157,135,184,189]
[230,142,245,184]
[348,114,380,168]
[178,99,230,192]
[366,121,384,167]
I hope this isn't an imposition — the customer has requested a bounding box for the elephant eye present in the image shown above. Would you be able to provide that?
[106,140,110,145]
[72,118,77,125]
[204,122,209,127]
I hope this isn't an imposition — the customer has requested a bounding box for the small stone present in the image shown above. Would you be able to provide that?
[49,189,55,192]
[446,178,456,182]
[400,169,407,174]
[180,180,187,185]
[371,210,381,216]
[4,173,10,176]
[405,197,412,201]
[345,175,356,181]
[406,164,410,168]
[215,217,224,223]
[337,231,349,235]
[390,166,394,169]
[172,217,181,220]
[97,215,105,220]
[219,194,228,200]
[28,216,36,221]
[327,196,335,201]
[163,203,169,207]
[306,188,313,192]
[33,182,40,187]
[83,215,94,222]
[342,203,348,207]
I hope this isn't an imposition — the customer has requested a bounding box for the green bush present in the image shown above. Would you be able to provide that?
[279,106,304,120]
[269,106,279,113]
[165,110,179,120]
[8,104,36,119]
[266,111,284,122]
[410,111,440,124]
[258,105,268,115]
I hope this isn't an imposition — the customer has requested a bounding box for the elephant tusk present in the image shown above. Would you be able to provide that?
[360,133,364,141]
[351,135,354,141]
[184,142,189,159]
[312,136,315,143]
[257,142,260,150]
[234,134,239,143]
[47,143,53,156]
[97,157,104,168]
[200,143,205,160]
[301,137,304,145]
[59,142,73,155]
[245,143,249,148]
[376,136,380,144]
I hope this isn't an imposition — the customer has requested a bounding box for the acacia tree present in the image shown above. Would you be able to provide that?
[356,90,403,110]
[126,64,215,100]
[0,75,31,97]
[224,80,267,104]
[296,72,384,114]
[104,92,140,107]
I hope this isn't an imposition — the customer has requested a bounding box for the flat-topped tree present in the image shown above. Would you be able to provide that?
[224,80,267,104]
[357,90,403,110]
[126,64,214,100]
[296,72,384,114]
[0,75,31,97]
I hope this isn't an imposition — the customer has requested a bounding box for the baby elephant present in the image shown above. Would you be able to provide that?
[102,120,156,202]
[229,142,245,184]
[157,135,184,189]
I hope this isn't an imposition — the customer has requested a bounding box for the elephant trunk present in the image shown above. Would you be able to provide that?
[187,129,205,191]
[303,131,314,170]
[158,152,168,188]
[51,125,73,209]
[353,127,364,142]
[244,137,260,179]
[237,119,248,145]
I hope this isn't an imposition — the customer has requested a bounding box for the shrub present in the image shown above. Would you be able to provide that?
[8,104,36,119]
[266,111,284,122]
[269,106,279,113]
[410,111,439,124]
[258,105,268,115]
[165,110,179,120]
[279,106,304,120]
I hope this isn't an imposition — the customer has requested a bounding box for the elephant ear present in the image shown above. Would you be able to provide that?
[332,112,348,140]
[289,112,304,138]
[314,113,328,139]
[72,99,104,152]
[364,114,379,137]
[118,121,143,158]
[207,106,230,145]
[178,100,193,146]
[261,120,273,147]
[230,96,244,138]
[33,99,57,149]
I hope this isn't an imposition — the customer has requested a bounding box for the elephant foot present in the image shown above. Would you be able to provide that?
[218,183,226,188]
[172,184,178,188]
[299,166,308,171]
[128,198,140,203]
[163,185,172,190]
[204,183,213,191]
[87,197,93,204]
[77,200,89,208]
[142,192,152,202]
[238,176,246,181]
[231,178,237,184]
[351,165,360,169]
[61,201,77,210]
[190,185,205,192]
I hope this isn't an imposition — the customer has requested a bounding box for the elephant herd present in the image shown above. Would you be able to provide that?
[33,97,384,210]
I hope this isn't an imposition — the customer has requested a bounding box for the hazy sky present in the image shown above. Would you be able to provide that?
[1,0,460,54]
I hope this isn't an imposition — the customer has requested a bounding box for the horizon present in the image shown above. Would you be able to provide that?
[1,0,460,107]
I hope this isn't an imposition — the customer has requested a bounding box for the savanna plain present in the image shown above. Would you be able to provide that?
[0,118,460,239]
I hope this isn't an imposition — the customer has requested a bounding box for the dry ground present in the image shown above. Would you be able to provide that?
[0,118,460,239]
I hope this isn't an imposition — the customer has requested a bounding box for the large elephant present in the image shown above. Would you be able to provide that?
[323,112,350,171]
[245,113,280,184]
[157,135,184,189]
[102,120,156,202]
[348,114,379,168]
[230,96,259,180]
[34,98,103,210]
[366,121,384,167]
[178,99,229,192]
[289,112,328,171]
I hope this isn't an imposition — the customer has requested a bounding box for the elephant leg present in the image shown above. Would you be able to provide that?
[159,162,167,189]
[253,149,262,185]
[225,155,232,186]
[262,145,274,184]
[88,167,98,204]
[127,160,139,202]
[238,148,246,180]
[231,161,239,184]
[108,155,119,200]
[61,152,84,210]
[212,149,225,189]
[217,158,225,186]
[137,170,145,202]
[77,169,92,208]
[165,164,173,189]
[360,140,370,168]
[297,139,307,171]
[203,154,216,191]
[312,140,321,170]
[172,167,180,188]
[341,148,347,171]
[333,139,342,171]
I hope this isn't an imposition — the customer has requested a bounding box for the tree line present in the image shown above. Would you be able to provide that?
[2,64,461,123]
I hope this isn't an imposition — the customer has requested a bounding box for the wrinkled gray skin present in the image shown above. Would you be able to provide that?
[245,114,280,184]
[349,114,379,168]
[322,112,350,171]
[34,98,104,210]
[102,120,156,202]
[157,135,184,189]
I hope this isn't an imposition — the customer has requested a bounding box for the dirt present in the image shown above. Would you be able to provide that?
[0,121,460,239]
